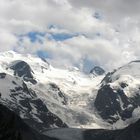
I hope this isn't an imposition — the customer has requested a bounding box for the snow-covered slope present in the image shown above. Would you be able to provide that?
[0,51,107,129]
[0,72,67,132]
[94,60,140,128]
[1,51,140,130]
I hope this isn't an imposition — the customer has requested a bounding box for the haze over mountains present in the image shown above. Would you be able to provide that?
[0,50,140,139]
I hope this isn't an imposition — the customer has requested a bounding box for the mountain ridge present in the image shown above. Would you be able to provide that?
[0,50,140,131]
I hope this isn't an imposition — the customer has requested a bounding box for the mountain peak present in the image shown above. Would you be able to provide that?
[90,66,105,76]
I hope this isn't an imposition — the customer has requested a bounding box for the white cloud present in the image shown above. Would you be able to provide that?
[0,0,140,72]
[16,34,137,72]
[69,0,140,21]
[0,29,17,51]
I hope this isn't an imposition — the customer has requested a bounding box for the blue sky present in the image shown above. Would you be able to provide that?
[26,31,76,42]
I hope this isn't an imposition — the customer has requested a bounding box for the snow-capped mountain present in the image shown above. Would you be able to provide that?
[0,72,67,132]
[0,51,107,129]
[94,60,140,126]
[1,50,140,132]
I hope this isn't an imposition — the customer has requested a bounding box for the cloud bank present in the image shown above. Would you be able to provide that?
[0,0,140,72]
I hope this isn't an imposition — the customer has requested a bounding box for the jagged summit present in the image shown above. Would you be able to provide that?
[8,60,37,84]
[90,66,105,76]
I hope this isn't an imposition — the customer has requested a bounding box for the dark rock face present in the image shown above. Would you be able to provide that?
[83,119,140,140]
[100,71,116,86]
[114,119,140,140]
[0,104,56,140]
[90,66,105,76]
[94,63,140,123]
[0,73,6,79]
[94,66,140,123]
[48,83,68,105]
[94,85,140,123]
[0,74,67,132]
[9,60,37,84]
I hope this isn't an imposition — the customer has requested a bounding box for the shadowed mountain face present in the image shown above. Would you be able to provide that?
[90,66,105,76]
[114,119,140,140]
[9,60,37,84]
[1,102,140,140]
[44,119,140,140]
[0,103,57,140]
[94,85,139,123]
[94,61,140,123]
